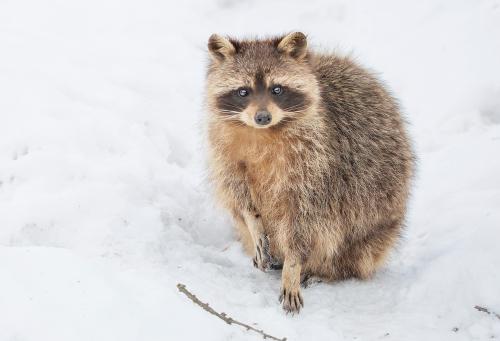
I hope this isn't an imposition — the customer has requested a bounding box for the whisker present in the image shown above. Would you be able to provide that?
[282,103,304,109]
[217,101,245,111]
[218,115,243,124]
[219,116,239,121]
[220,105,243,111]
[219,109,241,115]
[282,105,308,112]
[285,111,308,117]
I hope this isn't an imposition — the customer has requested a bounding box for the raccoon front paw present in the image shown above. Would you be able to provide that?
[252,234,271,271]
[279,286,303,314]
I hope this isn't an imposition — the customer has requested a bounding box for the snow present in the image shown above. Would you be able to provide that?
[1,0,500,340]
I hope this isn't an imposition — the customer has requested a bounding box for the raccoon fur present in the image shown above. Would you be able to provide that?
[205,32,414,313]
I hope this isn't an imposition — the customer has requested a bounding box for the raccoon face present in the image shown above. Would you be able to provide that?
[206,32,319,129]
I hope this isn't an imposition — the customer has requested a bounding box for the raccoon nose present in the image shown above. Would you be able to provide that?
[254,111,272,126]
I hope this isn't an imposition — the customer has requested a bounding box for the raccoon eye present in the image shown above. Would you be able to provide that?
[271,86,283,95]
[238,88,249,97]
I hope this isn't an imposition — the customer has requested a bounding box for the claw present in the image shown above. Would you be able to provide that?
[253,234,272,271]
[280,287,303,314]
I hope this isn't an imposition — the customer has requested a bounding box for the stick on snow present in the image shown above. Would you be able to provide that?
[474,305,500,320]
[177,283,287,340]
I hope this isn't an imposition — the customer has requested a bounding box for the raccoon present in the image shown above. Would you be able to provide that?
[205,32,414,313]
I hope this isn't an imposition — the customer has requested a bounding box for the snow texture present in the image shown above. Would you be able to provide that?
[1,0,500,340]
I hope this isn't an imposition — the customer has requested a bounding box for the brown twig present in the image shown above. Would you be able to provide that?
[177,283,287,341]
[474,305,500,320]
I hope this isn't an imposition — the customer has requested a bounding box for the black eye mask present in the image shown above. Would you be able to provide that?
[215,69,311,115]
[271,86,310,112]
[216,89,251,113]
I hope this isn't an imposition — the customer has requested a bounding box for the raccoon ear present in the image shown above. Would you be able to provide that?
[208,34,236,62]
[277,32,308,60]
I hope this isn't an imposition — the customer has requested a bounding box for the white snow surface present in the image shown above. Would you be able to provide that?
[1,0,500,340]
